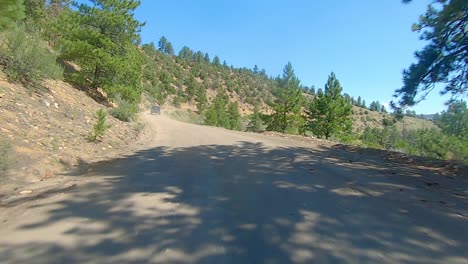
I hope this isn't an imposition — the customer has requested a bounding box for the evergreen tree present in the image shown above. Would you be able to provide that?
[59,0,144,104]
[357,96,362,106]
[310,87,316,96]
[307,72,352,139]
[253,65,259,74]
[381,105,387,113]
[178,46,193,60]
[158,36,167,52]
[436,100,467,139]
[227,102,241,130]
[247,104,264,132]
[395,0,467,106]
[266,62,304,134]
[185,76,198,101]
[0,0,25,30]
[194,51,205,63]
[369,101,381,112]
[165,41,174,56]
[203,52,210,63]
[205,91,229,127]
[316,88,324,98]
[212,55,221,66]
[195,84,207,112]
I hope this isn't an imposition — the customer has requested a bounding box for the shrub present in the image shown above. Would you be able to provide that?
[173,96,181,108]
[0,26,63,91]
[382,118,395,126]
[110,96,138,122]
[88,109,111,142]
[0,141,11,173]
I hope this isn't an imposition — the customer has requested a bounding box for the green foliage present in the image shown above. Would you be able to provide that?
[382,118,396,126]
[361,125,468,162]
[266,62,304,134]
[212,56,221,66]
[0,25,63,91]
[0,140,11,173]
[0,0,25,30]
[59,0,144,103]
[395,0,467,107]
[204,91,241,130]
[361,126,399,150]
[172,96,181,108]
[435,100,467,139]
[369,101,381,112]
[109,96,138,122]
[158,36,174,55]
[195,84,207,112]
[247,105,265,132]
[205,92,229,127]
[88,109,111,142]
[227,102,241,130]
[307,72,352,139]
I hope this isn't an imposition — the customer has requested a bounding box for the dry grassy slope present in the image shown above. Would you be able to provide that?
[0,73,142,189]
[351,105,436,133]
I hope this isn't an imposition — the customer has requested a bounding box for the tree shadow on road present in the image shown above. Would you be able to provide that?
[1,142,467,263]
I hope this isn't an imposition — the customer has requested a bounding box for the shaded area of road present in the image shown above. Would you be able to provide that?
[0,115,467,263]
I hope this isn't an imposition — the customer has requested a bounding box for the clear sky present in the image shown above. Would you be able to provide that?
[134,0,450,114]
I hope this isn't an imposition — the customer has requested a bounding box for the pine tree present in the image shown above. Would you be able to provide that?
[253,65,259,74]
[195,84,207,112]
[158,36,167,52]
[247,104,264,132]
[88,109,111,142]
[317,88,324,98]
[395,0,467,106]
[178,46,193,60]
[227,102,241,130]
[212,56,221,66]
[185,76,198,102]
[310,87,316,96]
[0,0,25,30]
[205,91,229,127]
[266,62,304,134]
[436,100,467,139]
[203,52,210,63]
[369,101,380,111]
[165,41,174,56]
[59,0,144,104]
[307,72,352,139]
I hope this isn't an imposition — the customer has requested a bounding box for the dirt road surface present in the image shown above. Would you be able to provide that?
[1,112,467,263]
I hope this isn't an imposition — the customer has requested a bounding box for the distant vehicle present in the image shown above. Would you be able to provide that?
[151,105,161,115]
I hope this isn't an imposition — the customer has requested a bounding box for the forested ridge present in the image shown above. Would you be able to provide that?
[0,0,466,162]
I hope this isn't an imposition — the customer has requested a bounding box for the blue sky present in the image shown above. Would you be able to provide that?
[134,0,450,114]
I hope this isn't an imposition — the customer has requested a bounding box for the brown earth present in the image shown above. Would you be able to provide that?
[0,75,149,193]
[0,111,467,263]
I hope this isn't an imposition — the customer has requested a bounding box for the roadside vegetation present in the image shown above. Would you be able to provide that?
[0,0,466,162]
[0,140,11,173]
[87,109,111,142]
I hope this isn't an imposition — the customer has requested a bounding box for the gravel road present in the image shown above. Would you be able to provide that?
[1,112,467,263]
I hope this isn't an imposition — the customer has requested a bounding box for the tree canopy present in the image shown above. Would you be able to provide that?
[394,0,467,107]
[266,62,305,134]
[307,72,352,139]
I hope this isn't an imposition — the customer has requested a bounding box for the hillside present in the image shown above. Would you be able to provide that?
[351,106,436,133]
[140,45,435,133]
[139,43,276,116]
[0,73,147,190]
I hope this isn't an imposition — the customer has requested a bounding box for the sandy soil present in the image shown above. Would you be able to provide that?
[0,112,467,263]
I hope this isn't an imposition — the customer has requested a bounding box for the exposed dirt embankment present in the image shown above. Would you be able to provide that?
[0,75,149,192]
